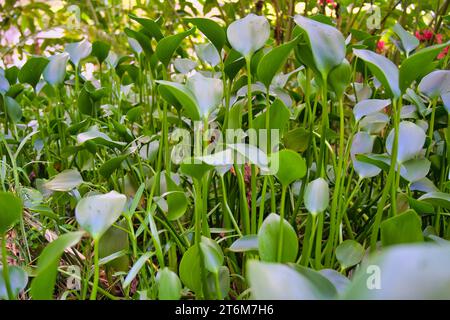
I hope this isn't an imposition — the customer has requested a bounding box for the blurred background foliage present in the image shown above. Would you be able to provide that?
[1,0,449,68]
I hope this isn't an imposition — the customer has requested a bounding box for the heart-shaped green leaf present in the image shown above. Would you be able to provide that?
[4,96,22,123]
[335,240,365,269]
[258,213,298,263]
[156,267,182,300]
[0,192,23,234]
[380,210,423,247]
[156,28,195,66]
[272,149,306,187]
[18,56,49,89]
[0,266,28,300]
[257,37,298,88]
[400,42,450,93]
[92,40,111,64]
[185,18,226,53]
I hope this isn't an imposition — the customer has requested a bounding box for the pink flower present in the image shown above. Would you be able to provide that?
[423,29,433,41]
[436,34,443,44]
[437,46,449,60]
[376,40,385,53]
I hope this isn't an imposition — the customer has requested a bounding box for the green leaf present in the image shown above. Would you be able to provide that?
[380,209,423,247]
[247,260,333,299]
[258,213,298,263]
[99,220,129,272]
[179,245,203,294]
[0,266,28,300]
[122,252,152,289]
[18,56,49,89]
[400,43,450,93]
[344,244,450,299]
[92,40,111,64]
[224,49,245,80]
[185,18,226,52]
[0,192,23,234]
[335,240,365,269]
[156,28,195,66]
[206,266,230,299]
[43,169,83,192]
[353,49,400,98]
[418,192,450,209]
[156,80,200,120]
[99,155,128,178]
[282,127,311,152]
[293,15,345,78]
[77,87,94,116]
[30,231,83,299]
[180,158,213,182]
[157,267,182,300]
[125,28,153,58]
[392,23,419,56]
[164,172,188,220]
[272,149,306,187]
[229,235,258,252]
[200,236,223,274]
[4,96,22,123]
[290,264,338,299]
[129,14,164,40]
[257,37,298,88]
[328,59,352,99]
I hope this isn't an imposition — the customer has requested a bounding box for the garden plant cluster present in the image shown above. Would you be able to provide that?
[0,0,450,300]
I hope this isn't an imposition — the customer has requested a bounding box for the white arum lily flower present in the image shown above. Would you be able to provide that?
[65,39,92,67]
[186,72,223,119]
[351,132,381,179]
[227,13,270,58]
[304,178,329,215]
[75,191,127,240]
[43,52,69,85]
[386,121,426,164]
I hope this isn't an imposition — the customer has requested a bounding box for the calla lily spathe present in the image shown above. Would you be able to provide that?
[304,178,329,215]
[186,72,223,119]
[43,52,69,85]
[65,39,92,66]
[227,13,270,58]
[75,191,127,240]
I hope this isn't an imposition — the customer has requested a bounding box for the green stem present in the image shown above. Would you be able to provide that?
[90,238,100,300]
[370,98,399,251]
[276,185,287,262]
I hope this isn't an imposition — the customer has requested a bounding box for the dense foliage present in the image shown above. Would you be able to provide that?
[0,0,450,300]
